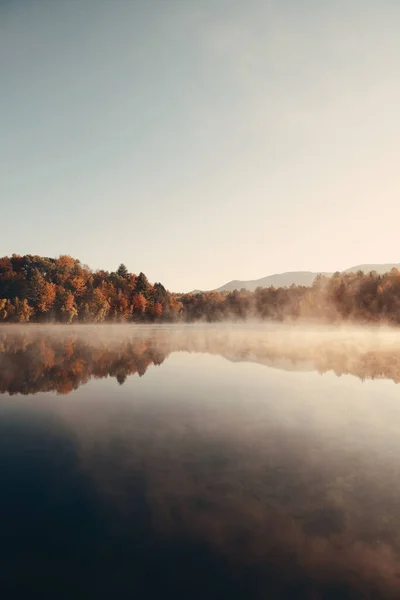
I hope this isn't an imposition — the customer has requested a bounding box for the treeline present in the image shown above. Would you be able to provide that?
[0,254,180,323]
[182,268,400,324]
[1,254,400,324]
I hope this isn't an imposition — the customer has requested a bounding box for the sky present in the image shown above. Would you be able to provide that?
[1,0,400,292]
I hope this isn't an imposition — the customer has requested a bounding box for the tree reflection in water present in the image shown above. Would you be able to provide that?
[1,324,400,395]
[2,325,400,598]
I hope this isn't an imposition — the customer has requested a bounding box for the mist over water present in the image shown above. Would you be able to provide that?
[1,324,400,599]
[2,323,400,392]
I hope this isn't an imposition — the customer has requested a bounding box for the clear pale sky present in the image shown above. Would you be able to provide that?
[1,1,400,292]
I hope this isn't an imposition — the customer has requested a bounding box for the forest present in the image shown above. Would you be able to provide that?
[1,254,400,325]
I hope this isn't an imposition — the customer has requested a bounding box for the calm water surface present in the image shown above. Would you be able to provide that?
[1,324,400,599]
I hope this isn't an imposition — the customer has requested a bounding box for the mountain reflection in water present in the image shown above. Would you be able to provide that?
[1,325,400,599]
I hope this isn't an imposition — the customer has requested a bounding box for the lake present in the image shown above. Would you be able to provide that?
[1,324,400,599]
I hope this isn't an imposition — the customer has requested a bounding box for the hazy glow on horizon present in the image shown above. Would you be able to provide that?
[1,0,400,291]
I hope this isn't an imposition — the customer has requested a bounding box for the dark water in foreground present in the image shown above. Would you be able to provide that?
[2,325,400,599]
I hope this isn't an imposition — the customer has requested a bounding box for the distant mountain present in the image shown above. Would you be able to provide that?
[198,263,400,293]
[214,271,330,293]
[343,264,400,275]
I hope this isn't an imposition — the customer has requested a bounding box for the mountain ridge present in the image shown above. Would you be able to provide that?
[193,263,400,293]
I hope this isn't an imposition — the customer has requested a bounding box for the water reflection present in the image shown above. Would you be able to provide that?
[1,324,400,395]
[2,325,400,598]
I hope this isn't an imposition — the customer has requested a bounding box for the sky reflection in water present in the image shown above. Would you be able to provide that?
[1,324,400,599]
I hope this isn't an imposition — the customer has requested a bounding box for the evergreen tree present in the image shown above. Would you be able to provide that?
[117,263,129,278]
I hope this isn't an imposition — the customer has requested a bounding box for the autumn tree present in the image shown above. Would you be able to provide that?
[0,299,14,321]
[14,298,34,323]
[61,292,78,323]
[84,287,110,322]
[110,290,131,322]
[28,270,57,318]
[147,300,163,321]
[132,293,147,319]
